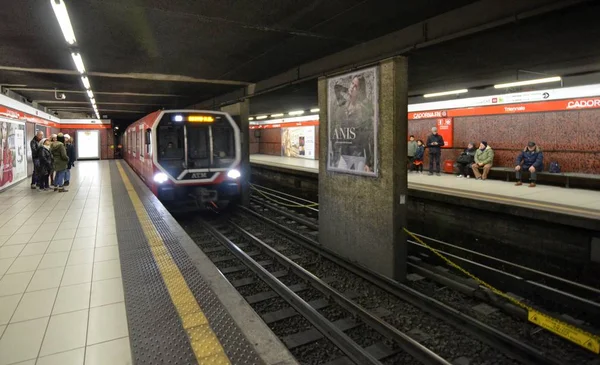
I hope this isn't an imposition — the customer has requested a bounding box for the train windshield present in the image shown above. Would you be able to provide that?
[157,112,237,177]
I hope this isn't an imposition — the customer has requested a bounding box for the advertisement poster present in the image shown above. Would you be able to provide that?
[436,118,453,148]
[281,126,316,160]
[77,130,100,159]
[327,66,378,176]
[0,119,27,190]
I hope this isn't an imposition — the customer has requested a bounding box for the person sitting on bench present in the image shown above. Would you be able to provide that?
[515,141,544,188]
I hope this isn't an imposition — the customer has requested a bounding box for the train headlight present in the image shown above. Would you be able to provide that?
[227,169,241,179]
[153,172,168,184]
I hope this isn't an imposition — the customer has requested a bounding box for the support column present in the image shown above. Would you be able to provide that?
[318,57,408,280]
[221,101,250,206]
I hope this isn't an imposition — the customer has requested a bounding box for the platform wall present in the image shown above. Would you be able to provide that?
[250,127,320,159]
[409,109,600,174]
[60,128,115,160]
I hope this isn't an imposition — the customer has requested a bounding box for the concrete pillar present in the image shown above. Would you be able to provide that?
[221,101,250,206]
[318,57,408,280]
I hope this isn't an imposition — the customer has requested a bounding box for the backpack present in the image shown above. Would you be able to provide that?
[549,161,561,173]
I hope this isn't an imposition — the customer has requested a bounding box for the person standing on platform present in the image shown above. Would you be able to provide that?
[515,141,544,187]
[51,133,69,192]
[37,138,53,191]
[49,134,57,187]
[456,142,477,178]
[426,127,444,176]
[407,135,417,172]
[472,141,494,180]
[30,130,43,189]
[64,134,75,186]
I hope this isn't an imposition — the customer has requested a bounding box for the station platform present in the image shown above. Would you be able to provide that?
[0,160,294,365]
[250,154,600,221]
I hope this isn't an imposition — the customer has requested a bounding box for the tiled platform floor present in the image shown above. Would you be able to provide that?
[250,154,600,218]
[0,162,131,365]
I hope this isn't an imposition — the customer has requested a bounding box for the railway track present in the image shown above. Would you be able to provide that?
[244,185,600,364]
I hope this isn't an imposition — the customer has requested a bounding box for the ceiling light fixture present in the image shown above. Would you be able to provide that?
[255,115,268,120]
[310,108,320,113]
[270,113,284,118]
[50,0,77,45]
[288,110,304,116]
[86,89,94,98]
[71,53,86,74]
[81,76,90,89]
[90,97,96,105]
[248,117,255,121]
[494,76,561,89]
[423,89,469,98]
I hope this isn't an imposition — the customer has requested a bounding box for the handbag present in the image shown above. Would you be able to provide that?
[457,154,471,164]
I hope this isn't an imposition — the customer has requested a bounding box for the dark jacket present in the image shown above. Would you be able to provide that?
[51,141,69,171]
[38,145,53,176]
[414,145,425,160]
[458,147,477,164]
[426,134,445,153]
[30,137,41,160]
[66,143,76,169]
[516,146,544,171]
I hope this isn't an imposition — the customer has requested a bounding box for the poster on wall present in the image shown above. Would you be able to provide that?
[327,66,378,176]
[0,119,27,190]
[77,130,100,159]
[436,118,453,148]
[281,126,316,159]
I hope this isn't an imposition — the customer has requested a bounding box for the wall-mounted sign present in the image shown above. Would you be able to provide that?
[0,119,27,191]
[281,126,315,160]
[436,118,453,148]
[327,66,379,177]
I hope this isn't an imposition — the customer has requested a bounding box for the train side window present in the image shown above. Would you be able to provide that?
[145,128,151,155]
[139,127,144,157]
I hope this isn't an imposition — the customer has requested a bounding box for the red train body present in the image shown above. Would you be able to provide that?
[123,110,242,210]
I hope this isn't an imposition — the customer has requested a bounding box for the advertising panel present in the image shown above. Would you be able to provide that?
[436,118,453,148]
[77,130,100,159]
[0,118,27,190]
[281,126,316,160]
[327,66,379,176]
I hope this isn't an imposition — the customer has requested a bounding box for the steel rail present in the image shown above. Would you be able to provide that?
[250,196,319,231]
[228,220,452,365]
[200,220,382,365]
[238,206,570,365]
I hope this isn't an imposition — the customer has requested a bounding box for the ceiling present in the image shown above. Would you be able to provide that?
[0,0,477,122]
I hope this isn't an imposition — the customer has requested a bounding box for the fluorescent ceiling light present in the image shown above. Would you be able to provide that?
[248,117,254,121]
[288,110,304,116]
[87,89,94,98]
[423,89,469,98]
[270,113,284,118]
[494,76,561,89]
[310,108,320,113]
[90,97,96,105]
[50,0,77,45]
[81,76,90,89]
[71,53,86,73]
[256,115,268,120]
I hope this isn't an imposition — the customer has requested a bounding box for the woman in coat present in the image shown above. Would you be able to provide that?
[37,138,53,191]
[456,142,477,178]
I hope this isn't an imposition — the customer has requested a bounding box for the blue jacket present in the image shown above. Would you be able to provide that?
[414,145,425,160]
[516,146,544,171]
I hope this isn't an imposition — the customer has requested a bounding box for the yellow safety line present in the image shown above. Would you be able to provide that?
[116,161,230,365]
[404,228,600,354]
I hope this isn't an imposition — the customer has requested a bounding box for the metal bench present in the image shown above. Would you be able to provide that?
[490,167,600,188]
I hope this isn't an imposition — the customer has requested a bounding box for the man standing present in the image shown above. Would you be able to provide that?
[515,141,544,187]
[407,135,417,172]
[426,127,444,176]
[472,141,494,180]
[64,134,75,186]
[30,130,43,189]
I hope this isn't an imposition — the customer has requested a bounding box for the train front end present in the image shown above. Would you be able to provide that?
[152,110,242,210]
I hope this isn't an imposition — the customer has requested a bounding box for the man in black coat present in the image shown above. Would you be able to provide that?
[30,131,43,189]
[426,127,445,176]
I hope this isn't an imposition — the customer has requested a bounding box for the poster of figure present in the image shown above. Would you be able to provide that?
[281,126,316,160]
[0,119,27,190]
[327,66,378,176]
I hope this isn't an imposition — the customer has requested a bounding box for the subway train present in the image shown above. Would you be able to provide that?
[123,110,242,210]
